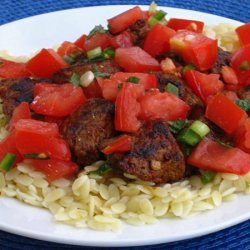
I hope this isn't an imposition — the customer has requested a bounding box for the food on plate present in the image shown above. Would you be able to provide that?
[0,3,250,232]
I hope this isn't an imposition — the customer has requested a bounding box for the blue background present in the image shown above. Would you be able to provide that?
[0,0,250,249]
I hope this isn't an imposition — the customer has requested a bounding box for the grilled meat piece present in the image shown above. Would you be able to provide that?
[211,47,231,74]
[52,59,121,83]
[156,73,204,119]
[111,121,185,184]
[129,19,150,46]
[60,98,115,166]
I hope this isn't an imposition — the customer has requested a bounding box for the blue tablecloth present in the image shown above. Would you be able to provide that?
[0,0,250,249]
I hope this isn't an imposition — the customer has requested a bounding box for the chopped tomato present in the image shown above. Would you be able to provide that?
[167,18,204,33]
[221,66,239,89]
[57,41,83,57]
[143,24,176,57]
[44,116,65,128]
[222,90,238,102]
[139,90,190,121]
[236,23,250,47]
[82,79,103,99]
[102,135,132,155]
[205,93,247,134]
[8,102,31,132]
[74,34,87,50]
[170,30,217,71]
[110,31,134,48]
[26,49,68,78]
[101,78,120,102]
[115,83,144,132]
[230,44,250,86]
[31,83,86,117]
[184,70,224,103]
[115,47,161,72]
[84,33,111,51]
[188,138,250,175]
[0,58,30,79]
[108,6,143,34]
[160,58,176,73]
[24,159,78,181]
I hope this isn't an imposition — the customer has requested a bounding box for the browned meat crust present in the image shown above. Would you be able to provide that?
[60,98,116,166]
[211,47,231,74]
[129,19,150,46]
[111,121,185,184]
[52,59,121,83]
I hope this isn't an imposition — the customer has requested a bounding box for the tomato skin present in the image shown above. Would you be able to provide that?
[110,31,134,48]
[115,83,144,133]
[8,102,31,132]
[101,79,120,102]
[102,135,132,155]
[236,23,250,46]
[74,34,87,50]
[139,90,190,121]
[188,138,250,175]
[115,47,160,72]
[184,70,224,103]
[0,58,30,79]
[230,44,250,86]
[170,30,217,71]
[167,18,204,33]
[24,159,78,181]
[26,49,68,78]
[205,93,247,134]
[31,83,86,117]
[44,116,65,128]
[143,24,176,57]
[108,6,143,34]
[84,33,111,51]
[82,80,103,99]
[57,41,83,57]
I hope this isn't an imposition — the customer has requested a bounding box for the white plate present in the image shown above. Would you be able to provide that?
[0,5,248,247]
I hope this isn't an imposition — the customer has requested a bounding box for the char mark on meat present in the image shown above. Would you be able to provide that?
[129,19,150,46]
[111,121,185,184]
[210,47,231,74]
[60,98,116,166]
[52,59,121,83]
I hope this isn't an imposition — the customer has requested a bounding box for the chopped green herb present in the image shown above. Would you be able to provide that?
[200,170,216,184]
[126,76,140,83]
[165,83,179,96]
[181,143,193,157]
[235,99,250,111]
[63,55,75,64]
[168,119,189,134]
[0,153,16,172]
[216,140,232,149]
[148,10,167,27]
[24,153,50,160]
[239,60,249,71]
[88,162,112,176]
[183,64,196,73]
[70,72,80,86]
[103,47,115,59]
[118,83,123,89]
[87,25,106,40]
[92,68,111,78]
[87,47,103,60]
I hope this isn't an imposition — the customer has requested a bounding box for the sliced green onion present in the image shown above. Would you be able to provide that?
[118,83,123,89]
[103,47,115,59]
[93,71,111,78]
[153,10,166,20]
[149,1,157,14]
[200,170,216,184]
[24,153,50,160]
[168,119,189,134]
[165,83,179,96]
[216,140,232,148]
[235,99,250,111]
[63,55,75,64]
[87,47,102,60]
[177,128,201,146]
[189,120,210,138]
[88,162,112,176]
[183,64,196,73]
[70,72,80,86]
[87,25,105,40]
[0,153,16,172]
[239,60,249,71]
[148,16,159,27]
[127,76,140,83]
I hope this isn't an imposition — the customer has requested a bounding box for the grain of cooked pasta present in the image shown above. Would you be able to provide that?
[0,24,249,232]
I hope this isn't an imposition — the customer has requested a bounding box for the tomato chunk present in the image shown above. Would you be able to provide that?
[170,30,217,71]
[115,83,144,132]
[74,34,87,50]
[82,80,103,99]
[24,159,78,181]
[0,58,30,79]
[26,49,68,78]
[167,18,204,33]
[139,90,190,121]
[57,41,83,57]
[188,138,250,175]
[235,118,250,154]
[101,79,120,102]
[184,70,224,103]
[31,83,86,117]
[84,33,111,51]
[102,135,132,155]
[109,31,134,48]
[205,93,247,134]
[221,66,239,90]
[143,24,176,57]
[115,47,160,72]
[108,6,143,34]
[236,23,250,47]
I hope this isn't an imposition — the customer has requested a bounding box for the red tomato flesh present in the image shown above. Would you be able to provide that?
[110,31,134,48]
[31,83,86,117]
[143,24,176,57]
[101,79,120,102]
[115,47,160,72]
[26,49,68,78]
[170,30,217,71]
[57,41,83,57]
[84,33,111,51]
[24,159,78,181]
[82,80,103,99]
[188,138,250,175]
[139,90,190,121]
[205,93,247,134]
[236,23,250,47]
[235,118,250,154]
[221,66,239,89]
[108,6,143,34]
[74,34,87,50]
[167,18,204,33]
